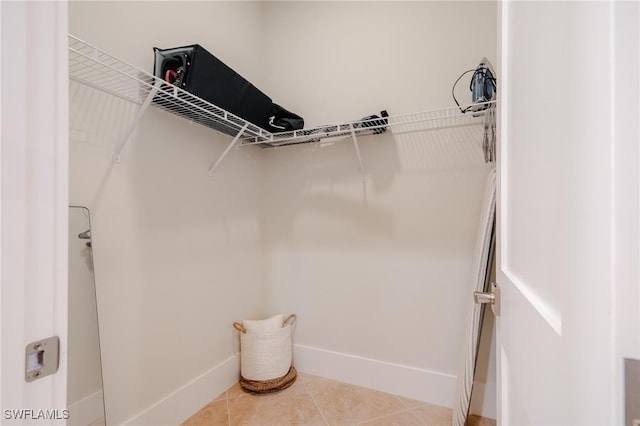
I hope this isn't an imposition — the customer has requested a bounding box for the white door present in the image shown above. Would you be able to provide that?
[1,2,69,425]
[497,2,639,425]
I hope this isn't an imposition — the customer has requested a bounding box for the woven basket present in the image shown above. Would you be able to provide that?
[239,366,297,394]
[233,314,297,393]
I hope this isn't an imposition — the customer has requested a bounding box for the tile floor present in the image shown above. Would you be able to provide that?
[181,372,496,426]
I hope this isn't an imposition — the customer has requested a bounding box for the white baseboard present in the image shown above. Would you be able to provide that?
[67,390,104,426]
[293,344,495,419]
[117,346,495,425]
[293,344,457,408]
[119,354,239,426]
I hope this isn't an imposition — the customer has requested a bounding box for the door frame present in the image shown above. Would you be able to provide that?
[1,2,69,423]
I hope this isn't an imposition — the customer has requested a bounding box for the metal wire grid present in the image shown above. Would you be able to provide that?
[68,35,495,153]
[388,105,493,136]
[68,35,271,144]
[260,103,495,147]
[260,120,389,147]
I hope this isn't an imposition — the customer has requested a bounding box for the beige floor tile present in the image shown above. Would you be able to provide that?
[228,385,325,426]
[182,374,496,426]
[395,396,427,410]
[305,379,407,426]
[296,372,325,384]
[358,410,423,426]
[467,414,496,426]
[410,403,452,426]
[227,382,249,400]
[181,400,229,426]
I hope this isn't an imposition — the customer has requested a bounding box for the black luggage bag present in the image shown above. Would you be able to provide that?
[153,44,303,136]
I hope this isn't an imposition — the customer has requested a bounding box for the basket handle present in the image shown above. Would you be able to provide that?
[284,314,297,325]
[234,314,296,333]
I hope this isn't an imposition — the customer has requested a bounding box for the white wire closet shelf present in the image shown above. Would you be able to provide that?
[68,34,496,172]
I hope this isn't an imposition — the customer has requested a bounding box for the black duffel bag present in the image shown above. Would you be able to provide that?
[267,104,304,133]
[153,44,304,137]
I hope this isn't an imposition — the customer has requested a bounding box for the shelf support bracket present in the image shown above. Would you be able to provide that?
[208,124,249,176]
[113,79,163,163]
[350,129,365,176]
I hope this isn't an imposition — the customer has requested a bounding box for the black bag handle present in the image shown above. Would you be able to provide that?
[162,53,189,87]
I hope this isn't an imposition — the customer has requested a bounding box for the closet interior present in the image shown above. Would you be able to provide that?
[69,34,495,174]
[68,2,498,425]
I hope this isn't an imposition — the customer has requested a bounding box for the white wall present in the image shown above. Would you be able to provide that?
[262,1,497,125]
[260,0,497,412]
[69,2,268,424]
[69,1,498,423]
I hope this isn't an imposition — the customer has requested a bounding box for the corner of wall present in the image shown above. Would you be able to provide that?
[120,355,239,426]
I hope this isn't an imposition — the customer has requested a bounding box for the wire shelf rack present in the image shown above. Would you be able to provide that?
[68,35,272,145]
[68,34,496,171]
[262,104,495,148]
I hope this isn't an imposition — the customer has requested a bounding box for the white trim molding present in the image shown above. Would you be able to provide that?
[67,391,104,426]
[119,355,239,426]
[293,344,457,409]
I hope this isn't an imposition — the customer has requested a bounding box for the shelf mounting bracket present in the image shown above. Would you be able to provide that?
[350,129,365,176]
[208,124,249,176]
[113,79,163,163]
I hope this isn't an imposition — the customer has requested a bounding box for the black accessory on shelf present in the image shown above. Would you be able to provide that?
[153,44,304,137]
[294,109,390,142]
[357,110,389,134]
[159,51,189,86]
[267,104,304,132]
